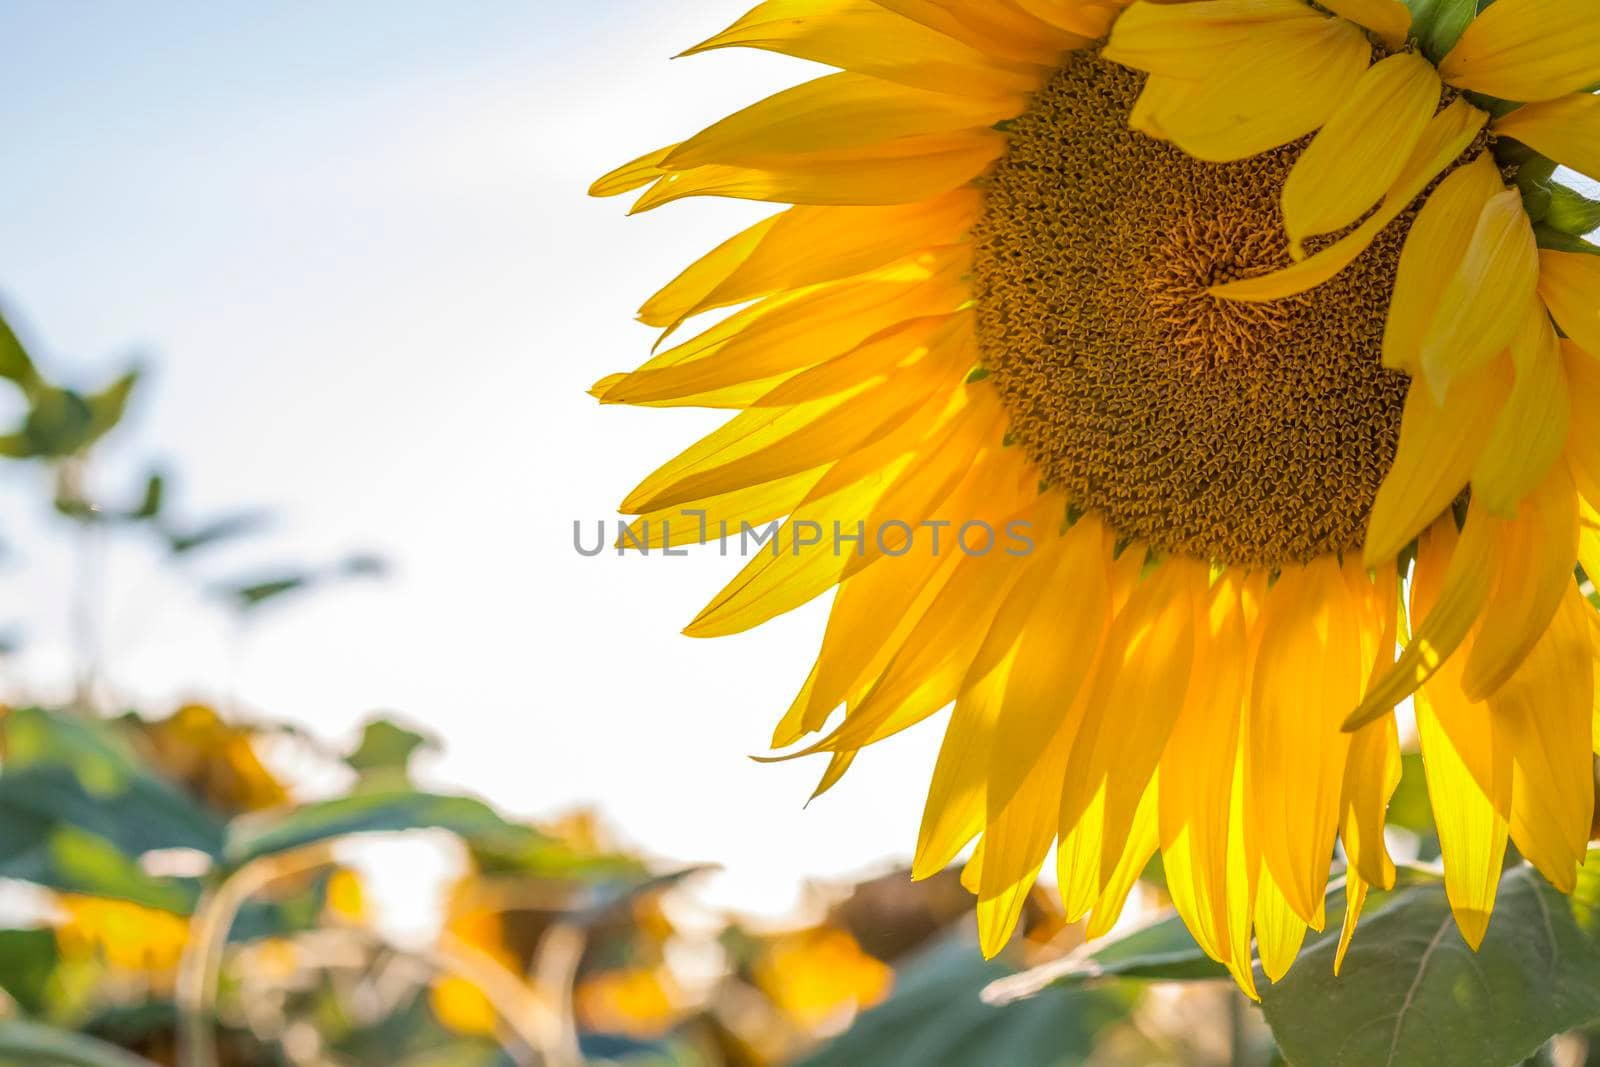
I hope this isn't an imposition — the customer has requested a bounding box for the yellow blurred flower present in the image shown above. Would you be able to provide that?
[751,928,892,1031]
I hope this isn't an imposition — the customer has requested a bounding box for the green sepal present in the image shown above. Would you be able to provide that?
[1403,0,1475,63]
[1534,224,1600,257]
[1545,183,1600,238]
[1513,154,1558,224]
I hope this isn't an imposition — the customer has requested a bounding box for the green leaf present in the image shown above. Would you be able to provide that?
[0,1020,160,1067]
[220,573,310,609]
[0,709,227,859]
[346,719,436,779]
[163,510,271,555]
[36,825,196,912]
[798,938,1136,1067]
[22,387,95,457]
[988,913,1226,998]
[1546,184,1600,238]
[224,789,545,866]
[1261,862,1600,1067]
[0,313,41,397]
[1405,0,1476,62]
[81,368,140,449]
[0,928,60,1015]
[126,470,164,521]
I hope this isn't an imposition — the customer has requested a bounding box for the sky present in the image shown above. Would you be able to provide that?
[0,0,948,922]
[2,4,1597,932]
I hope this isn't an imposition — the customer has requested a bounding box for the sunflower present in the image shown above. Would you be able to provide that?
[590,0,1600,995]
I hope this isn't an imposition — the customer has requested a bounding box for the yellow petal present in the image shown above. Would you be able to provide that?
[627,356,952,515]
[1254,868,1310,985]
[1118,17,1371,162]
[871,0,1085,67]
[1383,157,1506,373]
[1225,732,1261,1000]
[1462,465,1580,700]
[1362,357,1510,569]
[1059,558,1202,904]
[915,664,1007,880]
[1566,340,1600,508]
[683,0,1044,98]
[630,130,1007,212]
[1350,509,1497,730]
[664,72,1024,171]
[1102,0,1328,80]
[779,517,960,743]
[1495,93,1600,184]
[1341,564,1402,890]
[1472,305,1570,517]
[1251,558,1363,923]
[1420,190,1542,403]
[620,469,823,552]
[1491,584,1594,893]
[590,144,678,198]
[792,497,1052,757]
[1411,534,1512,951]
[608,250,970,406]
[1087,774,1159,940]
[640,191,981,329]
[1440,0,1600,102]
[1539,250,1600,360]
[1319,0,1410,50]
[1282,53,1441,254]
[1334,874,1370,976]
[980,519,1113,953]
[1012,0,1124,40]
[1159,572,1248,962]
[1211,100,1489,303]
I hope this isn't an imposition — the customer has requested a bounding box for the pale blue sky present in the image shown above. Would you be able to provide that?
[0,1,942,918]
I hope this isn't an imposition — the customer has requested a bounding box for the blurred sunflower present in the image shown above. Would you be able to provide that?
[592,0,1600,995]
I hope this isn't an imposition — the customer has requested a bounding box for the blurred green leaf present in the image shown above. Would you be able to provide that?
[163,510,271,555]
[0,928,60,1015]
[1386,753,1441,861]
[0,709,227,859]
[1261,860,1600,1067]
[23,388,95,458]
[1546,184,1600,238]
[225,789,544,866]
[40,826,196,912]
[989,913,1228,998]
[221,573,309,609]
[0,1019,160,1067]
[1404,0,1475,62]
[126,470,164,521]
[799,937,1135,1067]
[0,312,42,397]
[81,368,140,450]
[346,719,436,779]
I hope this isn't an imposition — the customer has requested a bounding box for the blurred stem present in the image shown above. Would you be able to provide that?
[62,459,106,713]
[528,921,587,1067]
[176,842,336,1067]
[177,840,574,1067]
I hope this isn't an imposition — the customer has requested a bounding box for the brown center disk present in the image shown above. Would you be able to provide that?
[973,52,1418,568]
